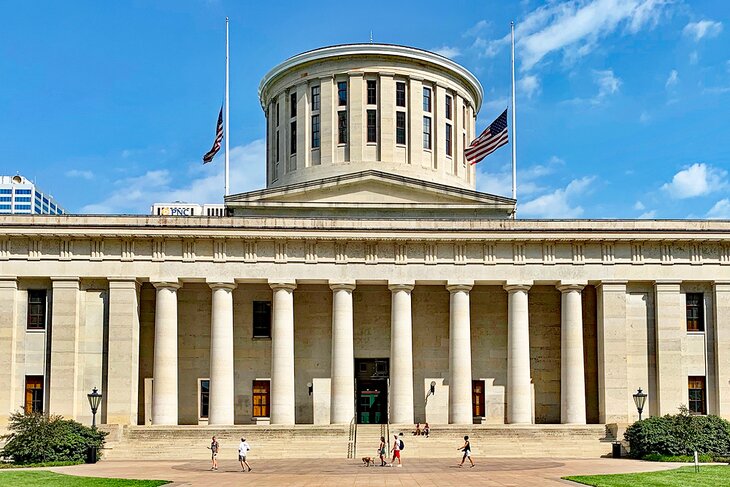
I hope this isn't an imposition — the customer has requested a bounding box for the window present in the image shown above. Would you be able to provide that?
[367,109,377,143]
[275,131,280,162]
[423,87,431,112]
[688,376,706,414]
[252,380,270,417]
[253,301,271,338]
[0,189,11,194]
[15,205,31,210]
[472,380,485,417]
[338,111,347,144]
[311,114,320,149]
[0,204,10,210]
[396,112,406,145]
[290,121,297,154]
[396,82,406,107]
[446,123,452,156]
[445,95,452,120]
[25,376,43,414]
[337,81,347,106]
[16,189,31,194]
[367,80,377,105]
[15,197,31,202]
[0,197,10,202]
[423,116,431,149]
[290,93,297,118]
[199,379,210,419]
[276,102,280,126]
[311,86,320,111]
[686,293,704,332]
[27,290,47,330]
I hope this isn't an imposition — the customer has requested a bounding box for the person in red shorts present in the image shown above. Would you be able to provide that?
[390,434,402,467]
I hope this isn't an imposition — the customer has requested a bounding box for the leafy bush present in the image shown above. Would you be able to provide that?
[625,406,730,459]
[0,411,107,464]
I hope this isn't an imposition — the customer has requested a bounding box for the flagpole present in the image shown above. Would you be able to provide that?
[224,17,230,198]
[511,20,517,218]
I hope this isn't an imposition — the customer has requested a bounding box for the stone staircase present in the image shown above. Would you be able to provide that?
[99,423,614,460]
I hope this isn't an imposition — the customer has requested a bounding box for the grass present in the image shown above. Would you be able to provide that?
[564,466,730,487]
[0,470,169,486]
[0,460,84,469]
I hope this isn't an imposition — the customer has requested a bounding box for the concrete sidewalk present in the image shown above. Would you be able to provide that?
[49,457,681,486]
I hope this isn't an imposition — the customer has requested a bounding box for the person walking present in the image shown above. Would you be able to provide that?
[378,436,387,466]
[238,437,252,472]
[390,434,402,467]
[458,435,474,467]
[208,436,220,470]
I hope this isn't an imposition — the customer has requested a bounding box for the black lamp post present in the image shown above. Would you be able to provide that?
[87,387,102,429]
[633,387,647,421]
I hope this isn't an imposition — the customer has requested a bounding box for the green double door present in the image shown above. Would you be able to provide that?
[355,358,389,424]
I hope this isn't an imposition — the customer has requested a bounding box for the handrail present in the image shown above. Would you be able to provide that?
[347,415,357,459]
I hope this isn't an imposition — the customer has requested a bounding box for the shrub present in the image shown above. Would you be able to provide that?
[624,406,730,459]
[0,411,107,464]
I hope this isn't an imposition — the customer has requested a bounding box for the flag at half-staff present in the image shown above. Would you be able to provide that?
[465,108,509,165]
[202,106,224,164]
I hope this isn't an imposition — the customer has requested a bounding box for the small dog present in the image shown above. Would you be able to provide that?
[362,456,374,467]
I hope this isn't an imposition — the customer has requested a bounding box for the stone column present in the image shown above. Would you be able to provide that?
[330,281,356,424]
[447,282,473,424]
[389,283,414,424]
[49,277,81,419]
[596,281,630,423]
[106,278,140,425]
[654,281,685,416]
[208,282,237,425]
[151,281,180,425]
[558,283,587,424]
[0,278,18,426]
[270,281,297,425]
[504,282,532,424]
[714,282,730,418]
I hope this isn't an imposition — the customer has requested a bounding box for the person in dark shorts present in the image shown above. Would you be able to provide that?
[378,436,387,466]
[208,436,220,470]
[458,435,474,467]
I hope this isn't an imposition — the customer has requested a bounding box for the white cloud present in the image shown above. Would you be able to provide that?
[594,69,621,98]
[80,139,266,214]
[665,69,679,89]
[519,176,595,218]
[65,169,94,180]
[634,201,645,210]
[482,96,510,114]
[464,20,489,38]
[661,163,728,198]
[683,20,723,41]
[639,110,651,123]
[432,46,461,58]
[707,199,730,219]
[518,75,541,98]
[638,210,657,219]
[477,156,565,197]
[689,50,699,65]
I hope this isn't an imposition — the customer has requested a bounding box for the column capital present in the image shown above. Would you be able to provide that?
[596,280,627,291]
[713,281,730,292]
[503,282,532,293]
[208,281,237,291]
[388,282,414,292]
[446,282,473,293]
[329,281,356,291]
[152,281,181,291]
[654,280,681,291]
[269,280,297,291]
[0,276,17,289]
[51,277,80,288]
[557,282,586,293]
[108,277,139,289]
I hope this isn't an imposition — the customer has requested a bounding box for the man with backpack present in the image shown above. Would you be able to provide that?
[390,434,404,467]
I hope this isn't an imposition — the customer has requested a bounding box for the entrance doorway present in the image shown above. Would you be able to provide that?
[355,358,389,424]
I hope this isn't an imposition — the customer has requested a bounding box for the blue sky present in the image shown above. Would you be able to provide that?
[0,0,728,218]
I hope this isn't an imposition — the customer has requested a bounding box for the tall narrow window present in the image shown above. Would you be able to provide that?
[252,380,270,417]
[423,87,431,112]
[253,301,272,338]
[25,376,43,414]
[396,82,406,107]
[311,86,320,111]
[27,290,46,330]
[396,112,406,145]
[472,380,485,417]
[338,111,348,144]
[276,102,280,126]
[446,123,452,156]
[367,80,377,105]
[275,131,280,162]
[686,293,704,332]
[337,81,347,106]
[311,114,320,148]
[423,116,432,149]
[199,379,210,419]
[688,376,706,414]
[367,109,377,143]
[445,95,452,120]
[290,92,297,118]
[290,121,297,154]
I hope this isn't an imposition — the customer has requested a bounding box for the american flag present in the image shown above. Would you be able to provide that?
[202,107,224,164]
[465,108,509,165]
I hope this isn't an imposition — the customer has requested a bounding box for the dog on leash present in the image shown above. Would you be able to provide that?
[362,456,374,467]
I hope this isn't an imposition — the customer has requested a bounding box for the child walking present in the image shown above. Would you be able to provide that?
[458,435,474,467]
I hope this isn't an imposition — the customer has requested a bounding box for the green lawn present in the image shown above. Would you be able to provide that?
[565,466,730,487]
[0,470,169,486]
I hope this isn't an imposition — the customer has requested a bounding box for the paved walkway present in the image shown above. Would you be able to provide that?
[50,458,682,486]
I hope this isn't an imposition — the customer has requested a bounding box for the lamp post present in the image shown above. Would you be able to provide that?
[87,387,102,429]
[633,388,647,421]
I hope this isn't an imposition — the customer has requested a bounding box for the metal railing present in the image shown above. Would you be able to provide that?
[347,415,357,459]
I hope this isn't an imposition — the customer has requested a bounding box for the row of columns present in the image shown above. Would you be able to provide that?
[150,280,588,425]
